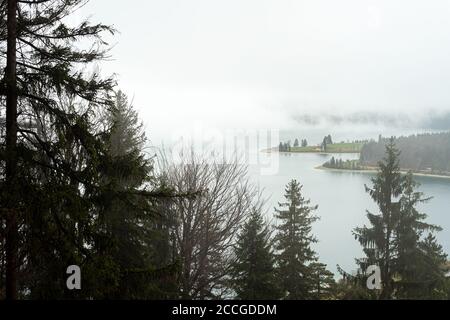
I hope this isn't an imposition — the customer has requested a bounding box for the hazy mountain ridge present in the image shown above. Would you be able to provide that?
[292,111,450,131]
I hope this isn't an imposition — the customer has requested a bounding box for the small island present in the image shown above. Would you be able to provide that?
[317,157,450,180]
[277,135,366,154]
[319,132,450,179]
[271,132,450,179]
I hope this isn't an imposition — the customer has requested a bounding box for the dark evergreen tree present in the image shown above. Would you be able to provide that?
[321,138,327,152]
[354,139,448,299]
[280,142,290,152]
[95,90,177,299]
[301,139,308,147]
[309,262,336,299]
[274,179,319,299]
[413,233,450,299]
[0,0,116,299]
[0,0,175,299]
[294,138,299,147]
[393,172,438,299]
[231,207,281,299]
[330,156,336,167]
[354,138,404,299]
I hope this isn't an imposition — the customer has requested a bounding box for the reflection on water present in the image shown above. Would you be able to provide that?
[249,152,450,275]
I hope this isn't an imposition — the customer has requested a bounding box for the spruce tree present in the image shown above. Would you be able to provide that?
[0,0,176,299]
[231,207,280,300]
[301,139,308,147]
[0,0,117,299]
[322,138,327,152]
[96,90,176,299]
[353,138,403,299]
[354,138,447,299]
[309,262,336,299]
[330,156,336,168]
[274,179,319,299]
[414,233,450,299]
[393,172,442,299]
[327,134,333,144]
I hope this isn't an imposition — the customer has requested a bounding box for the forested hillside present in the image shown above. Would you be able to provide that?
[360,132,450,174]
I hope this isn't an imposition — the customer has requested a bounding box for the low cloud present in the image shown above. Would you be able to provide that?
[292,110,450,131]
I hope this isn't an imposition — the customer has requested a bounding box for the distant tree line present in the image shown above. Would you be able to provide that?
[323,157,363,170]
[360,132,450,174]
[293,138,308,148]
[279,138,308,152]
[352,139,370,144]
[279,141,291,152]
[280,134,362,152]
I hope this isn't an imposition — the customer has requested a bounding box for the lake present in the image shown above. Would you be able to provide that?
[248,152,450,276]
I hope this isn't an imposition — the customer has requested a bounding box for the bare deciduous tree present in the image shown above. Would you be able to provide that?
[160,149,260,299]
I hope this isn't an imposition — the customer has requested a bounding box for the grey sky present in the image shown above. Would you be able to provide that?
[80,0,450,143]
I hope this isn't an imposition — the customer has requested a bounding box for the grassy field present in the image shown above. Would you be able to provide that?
[325,142,365,153]
[289,146,321,152]
[290,142,364,153]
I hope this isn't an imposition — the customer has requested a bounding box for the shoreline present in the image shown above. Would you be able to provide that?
[315,165,450,180]
[261,148,360,155]
[260,149,450,180]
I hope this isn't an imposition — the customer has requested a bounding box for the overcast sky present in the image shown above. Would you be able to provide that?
[79,0,450,144]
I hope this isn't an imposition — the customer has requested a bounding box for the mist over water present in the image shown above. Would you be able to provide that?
[249,151,450,276]
[242,124,450,277]
[153,120,450,282]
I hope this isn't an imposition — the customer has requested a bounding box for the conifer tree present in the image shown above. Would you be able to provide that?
[231,207,280,300]
[274,179,319,299]
[354,138,447,299]
[327,134,333,144]
[413,233,450,299]
[301,139,308,147]
[321,138,327,152]
[392,172,442,299]
[0,0,118,299]
[309,262,336,299]
[95,90,177,299]
[330,156,336,167]
[353,138,403,299]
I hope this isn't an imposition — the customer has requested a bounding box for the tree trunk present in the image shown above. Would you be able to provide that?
[5,0,18,300]
[380,198,394,300]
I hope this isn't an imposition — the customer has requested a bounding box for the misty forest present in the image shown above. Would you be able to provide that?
[1,0,450,300]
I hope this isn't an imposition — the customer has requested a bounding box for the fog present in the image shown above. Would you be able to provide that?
[81,0,450,144]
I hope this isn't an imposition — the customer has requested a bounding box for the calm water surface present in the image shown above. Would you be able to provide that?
[249,152,450,275]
